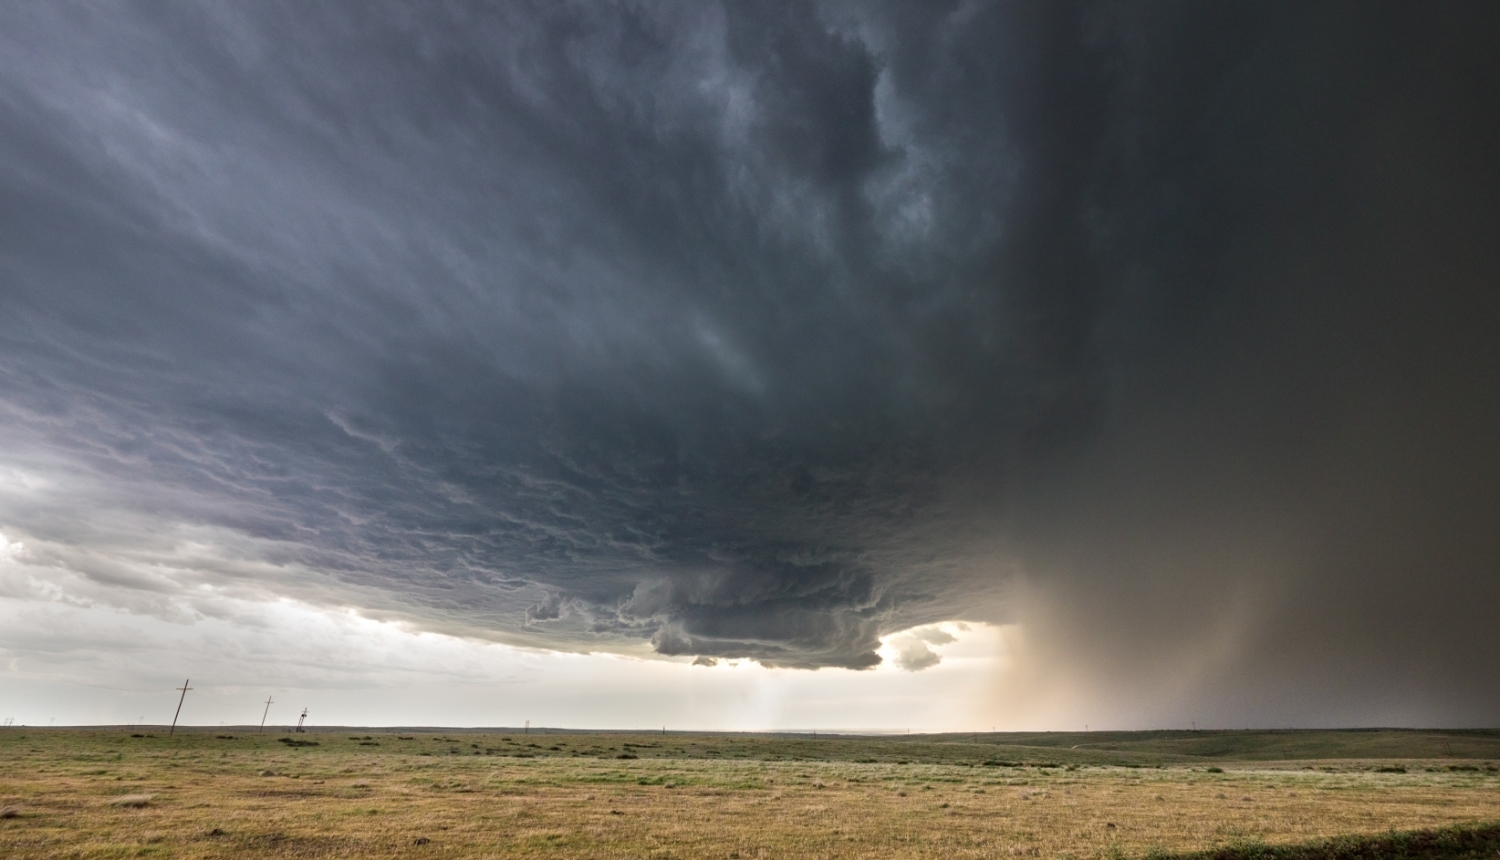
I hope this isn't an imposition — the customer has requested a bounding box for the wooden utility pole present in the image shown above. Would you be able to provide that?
[259,696,274,733]
[169,679,193,736]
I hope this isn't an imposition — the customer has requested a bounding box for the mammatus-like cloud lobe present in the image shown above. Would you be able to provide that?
[1,2,1498,723]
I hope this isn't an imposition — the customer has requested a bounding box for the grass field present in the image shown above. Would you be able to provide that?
[1,728,1496,859]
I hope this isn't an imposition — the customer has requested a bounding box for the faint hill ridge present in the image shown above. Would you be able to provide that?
[909,729,1500,762]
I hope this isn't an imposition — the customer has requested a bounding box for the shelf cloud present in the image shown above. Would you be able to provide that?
[2,2,1497,724]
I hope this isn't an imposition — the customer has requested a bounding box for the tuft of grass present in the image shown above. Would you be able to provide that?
[108,793,154,808]
[0,805,20,819]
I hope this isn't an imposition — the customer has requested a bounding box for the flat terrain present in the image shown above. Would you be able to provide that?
[1,728,1497,859]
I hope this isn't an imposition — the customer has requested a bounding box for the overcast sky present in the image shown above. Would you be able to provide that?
[2,1,1498,730]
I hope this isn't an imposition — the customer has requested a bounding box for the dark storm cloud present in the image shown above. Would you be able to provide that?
[1,1,1498,718]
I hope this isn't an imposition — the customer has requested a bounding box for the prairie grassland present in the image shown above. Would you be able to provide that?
[1,729,1497,859]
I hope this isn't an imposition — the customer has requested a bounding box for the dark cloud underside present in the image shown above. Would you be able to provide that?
[1,2,1497,719]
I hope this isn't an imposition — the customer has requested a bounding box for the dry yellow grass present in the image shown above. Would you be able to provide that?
[0,730,1496,859]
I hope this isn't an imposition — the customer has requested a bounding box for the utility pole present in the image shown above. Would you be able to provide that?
[169,679,193,736]
[259,697,274,733]
[296,708,308,733]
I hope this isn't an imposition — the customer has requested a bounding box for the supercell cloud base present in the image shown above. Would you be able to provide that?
[1,2,1498,729]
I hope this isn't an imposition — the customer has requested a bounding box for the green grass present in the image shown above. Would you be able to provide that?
[1165,823,1500,860]
[963,730,1500,763]
[73,725,1495,766]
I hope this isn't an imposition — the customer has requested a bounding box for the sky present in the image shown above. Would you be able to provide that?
[2,1,1498,731]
